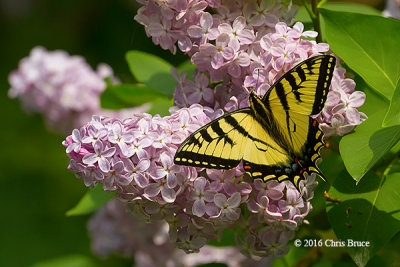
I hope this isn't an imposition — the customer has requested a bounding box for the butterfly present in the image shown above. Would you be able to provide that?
[174,55,336,191]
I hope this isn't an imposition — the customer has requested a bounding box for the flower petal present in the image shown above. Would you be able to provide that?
[192,199,206,217]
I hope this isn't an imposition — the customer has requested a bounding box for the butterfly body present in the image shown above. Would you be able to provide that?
[174,55,336,191]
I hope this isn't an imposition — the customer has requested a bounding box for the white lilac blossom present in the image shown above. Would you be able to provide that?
[8,47,147,133]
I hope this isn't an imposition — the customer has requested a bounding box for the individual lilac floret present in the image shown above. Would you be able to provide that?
[82,140,116,173]
[8,47,147,133]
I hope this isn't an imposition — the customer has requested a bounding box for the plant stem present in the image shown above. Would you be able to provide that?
[383,152,400,176]
[311,0,323,43]
[301,0,315,20]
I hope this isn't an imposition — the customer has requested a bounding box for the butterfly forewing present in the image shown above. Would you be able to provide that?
[264,56,335,155]
[174,109,252,169]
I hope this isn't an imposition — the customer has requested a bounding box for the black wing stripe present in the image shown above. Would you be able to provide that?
[200,128,213,142]
[275,82,293,142]
[306,60,315,74]
[275,82,290,111]
[285,74,303,102]
[297,67,307,82]
[211,122,225,136]
[177,151,239,169]
[313,56,334,114]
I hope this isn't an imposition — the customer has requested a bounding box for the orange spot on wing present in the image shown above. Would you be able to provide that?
[312,120,317,127]
[244,166,251,170]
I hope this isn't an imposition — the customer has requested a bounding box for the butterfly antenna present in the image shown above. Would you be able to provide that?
[162,128,182,139]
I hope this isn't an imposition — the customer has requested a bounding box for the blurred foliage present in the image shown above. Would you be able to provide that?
[66,184,115,217]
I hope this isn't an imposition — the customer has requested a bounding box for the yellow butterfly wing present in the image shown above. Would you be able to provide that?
[252,55,336,186]
[174,55,336,190]
[174,109,290,170]
[263,55,335,154]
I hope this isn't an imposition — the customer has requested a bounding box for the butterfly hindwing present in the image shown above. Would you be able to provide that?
[243,118,325,189]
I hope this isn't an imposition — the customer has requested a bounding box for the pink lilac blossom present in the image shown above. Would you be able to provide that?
[135,0,365,135]
[64,104,316,258]
[174,20,366,136]
[89,199,275,266]
[134,0,297,55]
[8,47,147,134]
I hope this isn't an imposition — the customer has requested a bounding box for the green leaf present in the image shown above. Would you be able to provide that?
[319,9,400,100]
[327,171,400,267]
[339,108,400,182]
[126,50,176,97]
[147,97,174,117]
[296,10,312,24]
[309,150,345,217]
[207,229,237,247]
[320,2,380,15]
[177,60,196,81]
[66,184,114,216]
[31,255,96,267]
[383,79,400,127]
[100,83,168,110]
[271,245,309,267]
[354,74,388,116]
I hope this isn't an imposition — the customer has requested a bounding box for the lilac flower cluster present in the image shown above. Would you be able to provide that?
[135,0,366,135]
[64,103,316,257]
[135,0,297,55]
[89,199,275,266]
[8,47,146,133]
